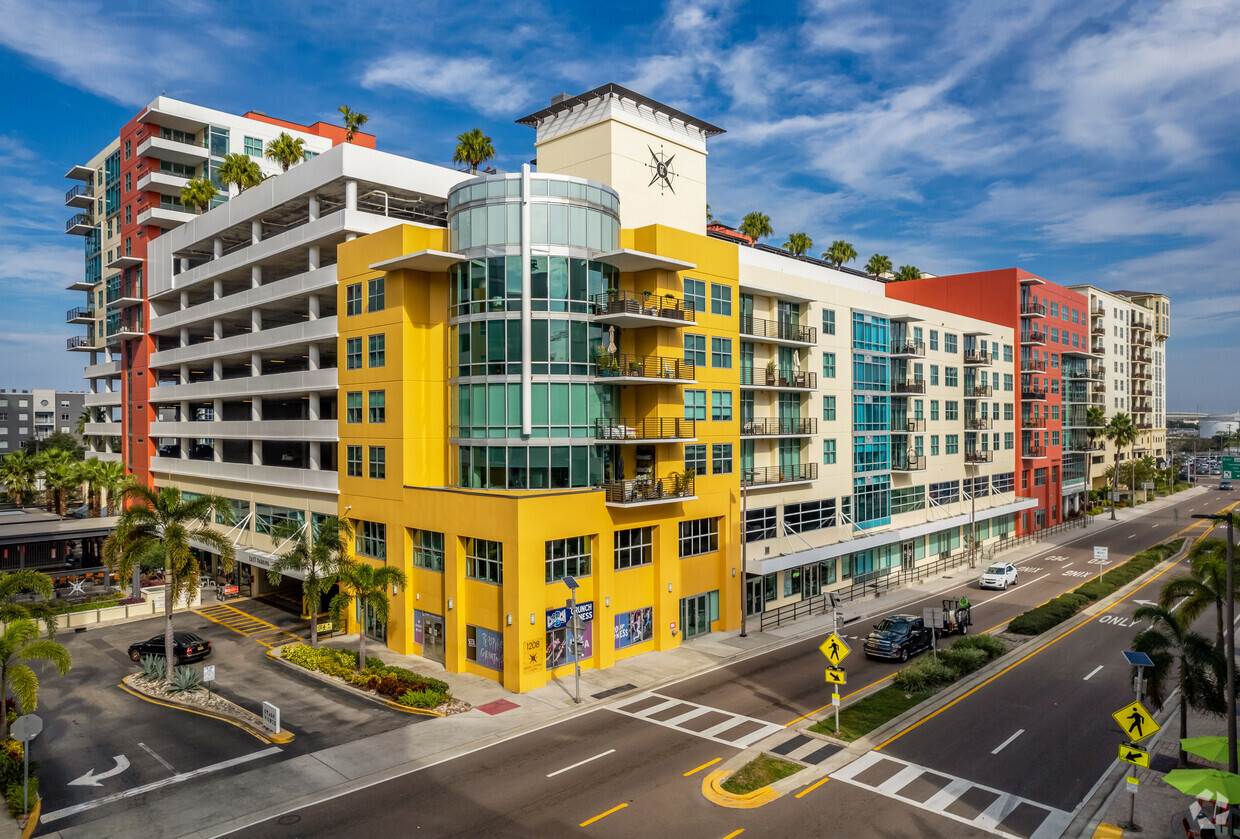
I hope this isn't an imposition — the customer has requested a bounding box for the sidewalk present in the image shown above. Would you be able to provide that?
[42,487,1204,839]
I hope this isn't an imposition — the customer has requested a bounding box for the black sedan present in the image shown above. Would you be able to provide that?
[128,632,212,664]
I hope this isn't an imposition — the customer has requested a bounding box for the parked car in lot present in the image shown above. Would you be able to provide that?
[979,561,1018,590]
[864,614,932,662]
[128,632,211,664]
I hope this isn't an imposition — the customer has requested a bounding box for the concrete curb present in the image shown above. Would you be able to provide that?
[701,768,783,808]
[119,674,294,744]
[17,797,39,839]
[265,643,449,717]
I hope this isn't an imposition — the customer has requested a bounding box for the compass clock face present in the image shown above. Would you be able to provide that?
[647,145,676,194]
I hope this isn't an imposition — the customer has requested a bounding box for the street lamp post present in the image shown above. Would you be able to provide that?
[740,469,754,637]
[1193,512,1237,774]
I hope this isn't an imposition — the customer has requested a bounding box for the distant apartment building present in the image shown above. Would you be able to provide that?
[0,389,86,458]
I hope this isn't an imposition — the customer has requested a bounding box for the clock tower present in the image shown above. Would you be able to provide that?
[516,84,724,235]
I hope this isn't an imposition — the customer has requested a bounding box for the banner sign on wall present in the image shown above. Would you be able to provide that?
[546,601,593,670]
[614,606,654,650]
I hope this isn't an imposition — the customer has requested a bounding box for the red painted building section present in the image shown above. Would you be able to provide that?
[242,112,377,149]
[886,269,1091,535]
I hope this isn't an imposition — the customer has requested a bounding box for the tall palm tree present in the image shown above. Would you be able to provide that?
[895,265,922,282]
[35,450,75,516]
[1132,605,1226,767]
[1085,405,1108,502]
[338,105,369,143]
[1160,539,1236,650]
[0,618,71,740]
[738,212,773,244]
[75,408,90,437]
[98,459,127,516]
[452,128,496,174]
[0,570,57,639]
[266,516,353,648]
[78,457,104,517]
[330,559,406,675]
[180,178,218,213]
[1106,412,1137,520]
[864,253,892,279]
[823,240,858,269]
[783,232,813,259]
[218,153,263,195]
[103,483,236,681]
[264,132,306,172]
[0,451,37,507]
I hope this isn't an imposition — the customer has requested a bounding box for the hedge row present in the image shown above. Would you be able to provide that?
[281,644,450,708]
[891,635,1006,692]
[1008,539,1183,636]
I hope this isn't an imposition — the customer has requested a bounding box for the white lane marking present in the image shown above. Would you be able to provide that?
[1128,534,1136,539]
[67,755,130,787]
[138,742,175,774]
[1152,524,1161,528]
[975,573,1051,605]
[547,748,616,778]
[41,746,282,823]
[1084,665,1104,681]
[991,729,1025,755]
[1062,563,1073,569]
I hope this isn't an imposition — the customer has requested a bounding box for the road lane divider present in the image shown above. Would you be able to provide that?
[794,776,830,799]
[722,830,745,838]
[579,803,627,827]
[1084,665,1103,681]
[684,757,722,777]
[547,748,615,778]
[991,728,1025,755]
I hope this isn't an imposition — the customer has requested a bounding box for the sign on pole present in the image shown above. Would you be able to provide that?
[1222,456,1239,481]
[10,715,41,743]
[1093,546,1109,562]
[1112,700,1160,743]
[1142,482,1154,491]
[923,607,944,630]
[1119,744,1151,768]
[262,701,280,735]
[819,632,851,666]
[825,668,846,685]
[203,665,216,683]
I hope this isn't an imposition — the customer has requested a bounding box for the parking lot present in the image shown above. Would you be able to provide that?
[33,597,420,831]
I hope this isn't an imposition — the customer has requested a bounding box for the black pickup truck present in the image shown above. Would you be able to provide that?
[863,613,933,662]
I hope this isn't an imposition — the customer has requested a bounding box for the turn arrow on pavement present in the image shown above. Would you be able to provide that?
[1132,600,1158,607]
[68,755,129,787]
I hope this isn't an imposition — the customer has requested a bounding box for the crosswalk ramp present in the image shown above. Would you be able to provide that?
[608,692,786,749]
[832,752,1073,839]
[193,603,302,648]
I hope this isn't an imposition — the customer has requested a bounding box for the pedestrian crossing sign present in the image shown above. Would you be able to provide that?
[819,633,851,666]
[825,667,846,685]
[1118,743,1151,768]
[1111,700,1160,743]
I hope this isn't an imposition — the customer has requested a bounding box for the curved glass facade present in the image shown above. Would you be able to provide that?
[447,173,622,491]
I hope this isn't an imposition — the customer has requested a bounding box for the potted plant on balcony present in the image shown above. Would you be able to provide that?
[765,359,777,386]
[594,345,616,375]
[673,468,695,496]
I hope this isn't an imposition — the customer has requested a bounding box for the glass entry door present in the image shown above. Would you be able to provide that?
[901,540,917,570]
[680,593,709,640]
[359,601,386,643]
[745,577,763,617]
[421,614,445,663]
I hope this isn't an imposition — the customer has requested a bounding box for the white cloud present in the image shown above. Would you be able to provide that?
[361,53,534,118]
[802,0,898,55]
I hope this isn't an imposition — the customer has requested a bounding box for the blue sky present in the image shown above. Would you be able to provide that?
[1,0,1237,411]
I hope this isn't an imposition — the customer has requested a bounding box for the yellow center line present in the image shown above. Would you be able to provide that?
[785,673,894,726]
[579,803,628,827]
[684,757,722,776]
[722,830,746,838]
[794,776,830,799]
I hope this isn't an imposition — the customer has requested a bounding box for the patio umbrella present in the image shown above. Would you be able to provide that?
[1164,767,1240,804]
[794,352,801,372]
[607,326,617,355]
[1183,737,1234,764]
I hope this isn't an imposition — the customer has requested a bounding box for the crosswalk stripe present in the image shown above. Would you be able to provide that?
[608,692,785,749]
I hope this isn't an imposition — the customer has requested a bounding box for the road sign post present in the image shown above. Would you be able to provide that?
[924,607,944,663]
[832,689,841,734]
[203,664,216,699]
[564,576,582,705]
[1094,546,1109,585]
[820,633,851,734]
[1120,776,1140,831]
[11,714,41,815]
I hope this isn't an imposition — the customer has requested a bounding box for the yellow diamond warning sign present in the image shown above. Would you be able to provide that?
[1112,701,1160,743]
[819,633,851,666]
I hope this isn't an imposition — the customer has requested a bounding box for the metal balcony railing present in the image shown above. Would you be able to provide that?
[967,385,993,398]
[593,290,695,322]
[739,316,816,344]
[594,354,695,381]
[1021,388,1048,400]
[892,378,926,394]
[1020,301,1047,316]
[1022,359,1047,372]
[902,418,926,432]
[1022,330,1047,344]
[595,417,695,442]
[965,450,993,464]
[66,213,91,233]
[601,475,695,504]
[742,463,818,487]
[65,183,92,203]
[1022,416,1047,429]
[891,452,927,471]
[740,368,817,389]
[964,348,991,364]
[740,417,817,436]
[1023,444,1047,458]
[1091,325,1105,336]
[890,339,925,357]
[965,417,992,430]
[66,336,89,350]
[65,306,89,322]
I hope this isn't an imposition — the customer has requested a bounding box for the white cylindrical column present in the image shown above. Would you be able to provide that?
[251,352,262,376]
[213,319,223,340]
[180,291,189,309]
[308,195,319,222]
[308,344,320,371]
[213,238,223,259]
[251,219,262,245]
[252,440,262,466]
[345,232,356,242]
[251,265,261,289]
[251,309,262,333]
[180,257,190,274]
[180,328,189,348]
[308,246,320,270]
[180,364,189,384]
[345,180,357,211]
[180,401,189,423]
[213,279,223,300]
[309,441,321,470]
[213,359,223,380]
[308,295,319,321]
[308,392,320,421]
[251,396,261,422]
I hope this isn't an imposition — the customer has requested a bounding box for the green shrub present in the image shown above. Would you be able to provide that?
[5,776,36,816]
[139,654,164,681]
[939,646,988,677]
[166,665,204,695]
[397,687,448,709]
[891,657,956,692]
[950,634,1005,660]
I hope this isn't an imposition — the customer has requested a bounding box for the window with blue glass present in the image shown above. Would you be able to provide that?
[852,395,890,431]
[852,355,889,391]
[851,312,890,352]
[684,334,706,366]
[853,475,891,528]
[684,279,706,312]
[853,436,891,473]
[944,333,958,353]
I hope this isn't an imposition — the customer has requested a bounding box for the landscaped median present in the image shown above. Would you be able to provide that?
[271,643,468,716]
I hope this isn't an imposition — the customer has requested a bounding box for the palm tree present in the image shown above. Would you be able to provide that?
[78,457,104,517]
[705,204,713,222]
[264,132,306,172]
[894,265,922,282]
[103,483,236,681]
[864,254,892,279]
[266,516,353,648]
[0,451,37,507]
[1160,540,1236,650]
[180,178,217,213]
[1085,405,1108,502]
[0,618,71,740]
[75,409,90,437]
[338,105,369,143]
[452,128,496,174]
[35,450,76,516]
[98,459,127,516]
[738,212,773,244]
[1132,605,1226,767]
[330,559,406,675]
[0,570,57,639]
[218,153,263,195]
[783,232,813,259]
[1106,412,1137,520]
[823,240,858,269]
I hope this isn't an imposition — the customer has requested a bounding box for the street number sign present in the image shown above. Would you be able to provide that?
[819,632,851,666]
[1118,743,1151,768]
[1112,700,1160,743]
[825,667,846,685]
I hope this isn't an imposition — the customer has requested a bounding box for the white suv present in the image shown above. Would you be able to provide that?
[979,562,1018,590]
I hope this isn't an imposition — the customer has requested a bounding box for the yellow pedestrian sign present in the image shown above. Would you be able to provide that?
[825,667,846,685]
[1112,701,1160,743]
[819,632,851,666]
[1118,744,1151,768]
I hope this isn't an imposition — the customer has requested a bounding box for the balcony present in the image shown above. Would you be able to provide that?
[66,335,91,351]
[964,348,991,365]
[901,417,926,433]
[66,306,93,324]
[741,417,817,437]
[1132,384,1152,397]
[602,475,696,507]
[1022,444,1047,459]
[1021,330,1047,345]
[1090,341,1106,354]
[890,339,925,357]
[137,134,210,166]
[1022,359,1047,373]
[891,451,927,472]
[740,368,816,391]
[965,449,993,464]
[1022,415,1047,429]
[1131,370,1152,381]
[65,183,93,209]
[1130,335,1152,348]
[1065,367,1103,381]
[594,354,695,384]
[1020,301,1047,317]
[1091,325,1105,337]
[892,378,926,394]
[594,417,695,443]
[742,463,818,489]
[1091,303,1105,316]
[66,213,93,235]
[965,417,993,430]
[137,203,196,229]
[1021,387,1048,401]
[136,170,191,197]
[739,316,816,346]
[592,290,694,327]
[966,385,993,398]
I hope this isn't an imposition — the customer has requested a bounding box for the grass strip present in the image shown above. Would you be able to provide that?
[719,753,803,794]
[809,686,931,742]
